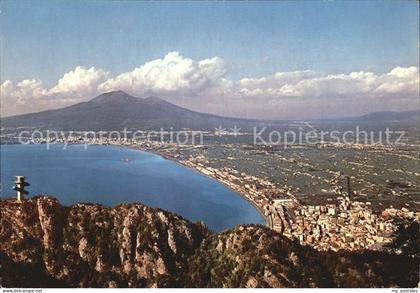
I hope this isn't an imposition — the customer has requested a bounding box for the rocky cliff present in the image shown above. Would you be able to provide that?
[0,196,417,288]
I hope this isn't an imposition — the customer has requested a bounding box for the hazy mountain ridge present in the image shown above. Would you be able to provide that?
[1,91,417,131]
[1,91,262,131]
[0,196,417,288]
[342,110,420,122]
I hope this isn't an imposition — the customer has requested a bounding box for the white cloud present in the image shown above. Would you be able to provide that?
[1,66,109,116]
[230,67,418,100]
[1,51,418,119]
[48,66,109,99]
[374,66,419,95]
[0,79,50,115]
[99,52,226,96]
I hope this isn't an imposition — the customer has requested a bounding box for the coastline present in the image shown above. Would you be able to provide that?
[1,142,269,228]
[4,142,419,252]
[120,144,271,227]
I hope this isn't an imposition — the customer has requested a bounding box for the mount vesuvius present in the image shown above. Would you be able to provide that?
[1,91,262,131]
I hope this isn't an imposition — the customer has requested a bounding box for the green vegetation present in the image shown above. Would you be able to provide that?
[386,218,419,260]
[0,197,418,288]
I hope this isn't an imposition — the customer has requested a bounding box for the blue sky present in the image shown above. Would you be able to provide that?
[0,1,419,119]
[2,0,418,84]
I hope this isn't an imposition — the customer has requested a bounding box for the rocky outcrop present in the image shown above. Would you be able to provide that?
[0,196,207,287]
[0,196,418,288]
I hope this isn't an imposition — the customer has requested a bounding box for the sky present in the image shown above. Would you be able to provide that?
[0,0,419,119]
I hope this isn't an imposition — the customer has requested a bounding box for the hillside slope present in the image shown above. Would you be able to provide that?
[0,196,418,288]
[2,90,417,132]
[0,91,261,131]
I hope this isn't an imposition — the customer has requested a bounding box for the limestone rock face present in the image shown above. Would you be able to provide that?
[0,196,207,287]
[78,238,89,260]
[37,197,62,250]
[0,196,418,288]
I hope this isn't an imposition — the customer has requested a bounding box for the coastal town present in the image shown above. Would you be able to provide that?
[4,131,418,252]
[165,143,419,251]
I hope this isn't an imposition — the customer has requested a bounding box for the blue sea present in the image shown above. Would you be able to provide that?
[0,144,265,231]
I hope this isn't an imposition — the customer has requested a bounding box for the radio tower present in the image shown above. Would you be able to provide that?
[13,176,30,202]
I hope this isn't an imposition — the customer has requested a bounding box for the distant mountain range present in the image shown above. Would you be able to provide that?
[346,110,419,122]
[1,91,418,131]
[1,91,263,131]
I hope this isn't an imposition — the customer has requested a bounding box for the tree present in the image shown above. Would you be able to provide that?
[386,218,419,260]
